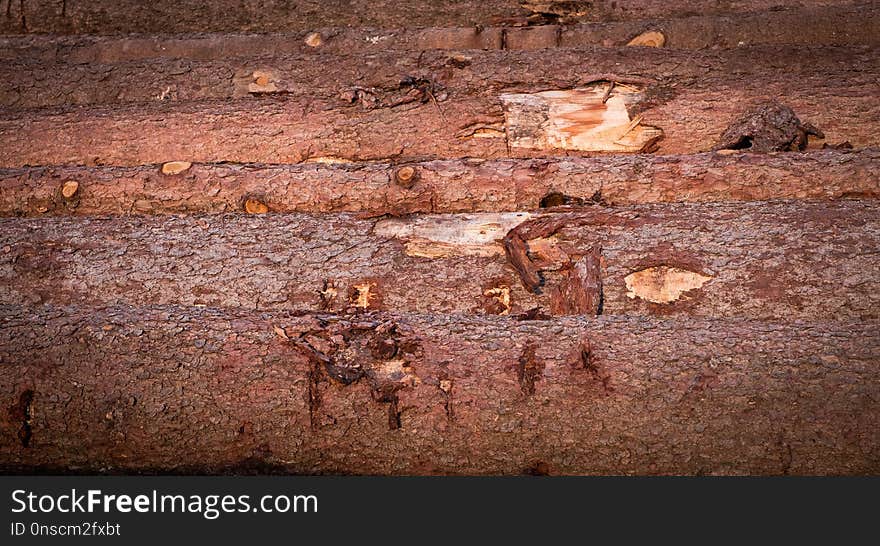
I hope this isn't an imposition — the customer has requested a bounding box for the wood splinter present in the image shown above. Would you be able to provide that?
[503,212,597,293]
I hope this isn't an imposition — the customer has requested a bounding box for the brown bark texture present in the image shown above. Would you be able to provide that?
[2,4,879,64]
[2,150,876,217]
[1,0,878,477]
[1,45,877,165]
[1,304,877,475]
[1,45,875,110]
[0,0,870,34]
[1,200,877,320]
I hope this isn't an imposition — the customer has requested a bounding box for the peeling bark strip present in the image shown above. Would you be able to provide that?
[0,3,876,47]
[2,150,877,217]
[2,47,880,165]
[0,305,877,475]
[550,247,603,316]
[1,200,878,321]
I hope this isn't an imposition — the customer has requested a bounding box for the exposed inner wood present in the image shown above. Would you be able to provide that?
[627,30,666,47]
[624,266,713,304]
[60,180,78,199]
[160,161,192,175]
[374,212,532,258]
[501,85,663,152]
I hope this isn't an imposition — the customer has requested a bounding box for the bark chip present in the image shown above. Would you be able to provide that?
[713,103,824,152]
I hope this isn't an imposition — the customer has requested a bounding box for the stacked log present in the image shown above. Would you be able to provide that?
[0,0,878,474]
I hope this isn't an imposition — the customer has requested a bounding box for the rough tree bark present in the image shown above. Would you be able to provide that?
[1,201,877,320]
[1,50,877,165]
[0,305,877,475]
[1,0,878,478]
[2,150,876,217]
[0,1,870,34]
[2,45,876,110]
[2,5,879,65]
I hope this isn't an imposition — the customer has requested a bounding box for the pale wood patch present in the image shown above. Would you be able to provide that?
[374,212,532,257]
[501,86,663,152]
[627,30,666,47]
[625,266,712,303]
[160,161,192,175]
[61,180,79,198]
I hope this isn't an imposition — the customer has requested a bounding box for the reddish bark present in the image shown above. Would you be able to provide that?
[2,150,876,217]
[0,1,869,35]
[1,305,877,475]
[1,201,877,320]
[1,57,876,165]
[2,4,879,69]
[1,0,877,479]
[5,45,875,110]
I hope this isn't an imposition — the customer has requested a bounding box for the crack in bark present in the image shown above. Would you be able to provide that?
[439,373,454,422]
[516,343,544,396]
[577,340,612,394]
[10,389,34,448]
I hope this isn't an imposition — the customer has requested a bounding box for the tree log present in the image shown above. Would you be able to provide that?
[1,200,877,320]
[3,150,876,217]
[0,1,869,35]
[2,4,879,67]
[6,45,876,110]
[0,304,877,475]
[2,47,877,165]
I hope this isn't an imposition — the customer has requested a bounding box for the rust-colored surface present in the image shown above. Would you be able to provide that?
[0,1,870,34]
[2,150,876,216]
[1,46,879,165]
[1,45,875,110]
[1,201,877,321]
[1,305,877,475]
[1,1,879,476]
